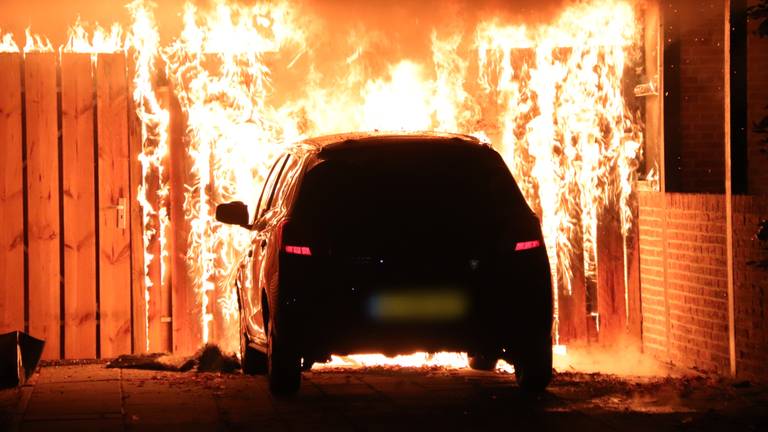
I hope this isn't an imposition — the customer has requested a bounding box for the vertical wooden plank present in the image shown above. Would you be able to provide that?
[24,53,61,360]
[596,211,627,344]
[145,87,172,353]
[626,203,643,341]
[644,1,662,178]
[160,222,172,351]
[127,56,148,354]
[61,53,97,359]
[96,53,131,357]
[169,92,200,355]
[144,167,163,352]
[723,0,737,377]
[557,235,588,344]
[158,87,172,352]
[0,53,24,335]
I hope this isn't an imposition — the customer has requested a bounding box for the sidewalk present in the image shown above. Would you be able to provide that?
[1,362,767,432]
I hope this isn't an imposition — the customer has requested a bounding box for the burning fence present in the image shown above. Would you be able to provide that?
[0,0,649,361]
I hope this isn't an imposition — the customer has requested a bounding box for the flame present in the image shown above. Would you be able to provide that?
[0,28,19,53]
[319,352,470,369]
[0,0,648,368]
[126,0,170,352]
[161,0,303,348]
[125,0,643,363]
[361,61,433,131]
[63,18,124,54]
[476,0,641,329]
[314,349,567,373]
[23,28,53,53]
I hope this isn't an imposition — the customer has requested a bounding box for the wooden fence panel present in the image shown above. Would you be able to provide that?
[626,203,644,340]
[127,57,148,354]
[96,53,132,357]
[156,88,173,353]
[596,212,628,344]
[24,53,61,360]
[170,93,201,355]
[61,53,97,359]
[0,53,24,335]
[557,253,588,344]
[145,169,165,352]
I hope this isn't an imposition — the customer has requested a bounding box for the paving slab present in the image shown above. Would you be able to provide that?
[24,380,122,420]
[20,417,124,432]
[6,363,767,432]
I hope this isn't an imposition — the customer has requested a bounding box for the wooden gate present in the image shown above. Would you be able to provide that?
[0,52,137,360]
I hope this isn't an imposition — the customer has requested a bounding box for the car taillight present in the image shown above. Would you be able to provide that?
[278,219,312,256]
[514,240,541,251]
[285,245,312,256]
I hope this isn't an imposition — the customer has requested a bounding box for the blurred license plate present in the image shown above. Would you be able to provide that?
[367,290,468,322]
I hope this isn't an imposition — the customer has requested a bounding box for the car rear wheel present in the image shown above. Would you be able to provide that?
[513,333,552,392]
[267,322,301,395]
[468,353,497,371]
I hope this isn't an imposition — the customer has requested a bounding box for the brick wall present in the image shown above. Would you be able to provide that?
[638,191,768,379]
[733,196,768,378]
[747,0,768,194]
[638,191,667,358]
[668,1,726,193]
[663,194,730,373]
[638,192,730,373]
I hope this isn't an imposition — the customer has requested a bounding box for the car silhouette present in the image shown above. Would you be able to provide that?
[216,132,553,395]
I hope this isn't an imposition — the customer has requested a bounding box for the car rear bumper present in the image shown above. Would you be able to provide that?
[277,249,553,357]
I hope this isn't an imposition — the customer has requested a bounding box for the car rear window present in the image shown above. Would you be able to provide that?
[293,141,530,239]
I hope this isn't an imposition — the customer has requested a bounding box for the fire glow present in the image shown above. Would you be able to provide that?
[0,0,644,368]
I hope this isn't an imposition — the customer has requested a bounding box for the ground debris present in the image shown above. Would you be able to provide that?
[107,344,239,373]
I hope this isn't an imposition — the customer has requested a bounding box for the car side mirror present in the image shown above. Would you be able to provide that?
[215,201,250,228]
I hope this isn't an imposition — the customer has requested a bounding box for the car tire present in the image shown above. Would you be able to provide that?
[513,333,552,392]
[468,353,497,371]
[267,322,301,396]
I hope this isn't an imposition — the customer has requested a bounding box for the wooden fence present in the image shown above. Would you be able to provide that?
[0,52,150,360]
[0,51,641,360]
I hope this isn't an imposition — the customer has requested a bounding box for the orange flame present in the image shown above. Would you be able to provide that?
[121,0,643,366]
[476,0,641,339]
[161,0,304,348]
[0,28,19,53]
[0,0,643,370]
[23,28,53,53]
[126,0,170,353]
[63,18,124,54]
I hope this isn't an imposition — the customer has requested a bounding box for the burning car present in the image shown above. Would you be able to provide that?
[216,132,553,395]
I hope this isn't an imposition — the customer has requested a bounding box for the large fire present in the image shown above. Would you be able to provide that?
[0,0,644,369]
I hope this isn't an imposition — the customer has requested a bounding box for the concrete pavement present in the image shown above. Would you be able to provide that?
[1,363,766,431]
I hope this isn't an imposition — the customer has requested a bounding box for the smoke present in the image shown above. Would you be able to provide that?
[554,336,675,377]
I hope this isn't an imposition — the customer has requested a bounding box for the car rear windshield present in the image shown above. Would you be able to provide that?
[292,140,531,247]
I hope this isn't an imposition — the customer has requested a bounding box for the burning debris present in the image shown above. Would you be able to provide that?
[107,344,239,373]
